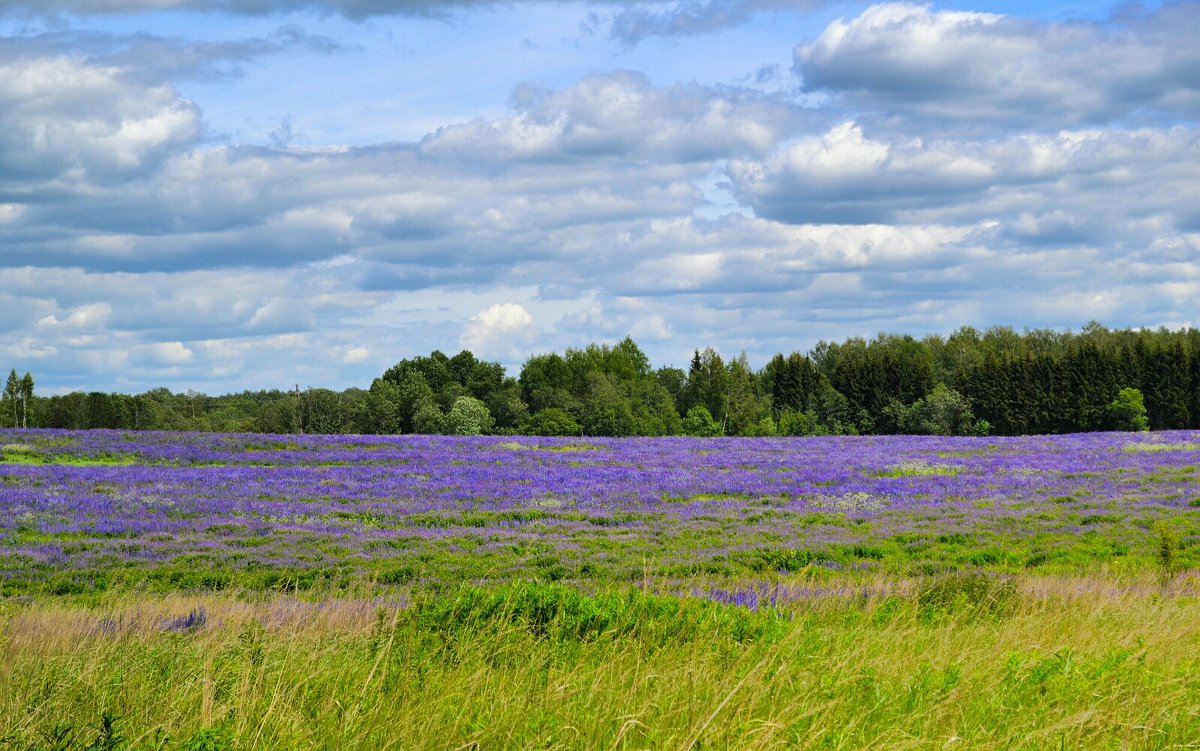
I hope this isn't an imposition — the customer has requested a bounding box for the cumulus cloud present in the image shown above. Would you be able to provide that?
[0,56,201,184]
[37,303,113,330]
[794,2,1200,127]
[2,67,775,283]
[134,341,194,367]
[727,123,1200,234]
[1,2,1198,393]
[421,71,800,165]
[460,303,540,363]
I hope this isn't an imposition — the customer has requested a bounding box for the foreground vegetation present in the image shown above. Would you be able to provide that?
[2,430,1198,748]
[2,574,1199,750]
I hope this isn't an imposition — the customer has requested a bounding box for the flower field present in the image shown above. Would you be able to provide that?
[2,429,1199,594]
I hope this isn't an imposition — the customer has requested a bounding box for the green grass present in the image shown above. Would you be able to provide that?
[0,443,137,466]
[2,575,1199,750]
[868,460,961,478]
[1123,441,1200,453]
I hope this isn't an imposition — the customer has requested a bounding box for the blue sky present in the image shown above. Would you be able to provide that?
[0,0,1196,394]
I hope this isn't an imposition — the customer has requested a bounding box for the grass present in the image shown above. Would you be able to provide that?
[1123,441,1200,453]
[2,575,1199,750]
[0,443,137,466]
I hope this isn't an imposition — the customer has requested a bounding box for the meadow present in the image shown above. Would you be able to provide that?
[1,429,1199,749]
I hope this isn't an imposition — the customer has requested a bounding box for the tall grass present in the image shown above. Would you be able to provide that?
[2,576,1199,750]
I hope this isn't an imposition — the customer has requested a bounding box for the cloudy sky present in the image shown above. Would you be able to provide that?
[1,0,1196,394]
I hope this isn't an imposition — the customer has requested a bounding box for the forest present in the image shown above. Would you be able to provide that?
[5,322,1199,437]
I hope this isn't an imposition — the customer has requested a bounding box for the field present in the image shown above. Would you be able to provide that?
[2,429,1200,749]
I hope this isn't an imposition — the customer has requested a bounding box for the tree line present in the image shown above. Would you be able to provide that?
[5,322,1199,437]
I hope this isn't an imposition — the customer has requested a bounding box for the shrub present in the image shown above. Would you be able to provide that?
[520,407,581,436]
[681,406,722,437]
[1108,387,1150,432]
[444,396,494,435]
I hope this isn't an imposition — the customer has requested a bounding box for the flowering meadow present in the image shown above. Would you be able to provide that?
[2,430,1200,749]
[2,428,1199,595]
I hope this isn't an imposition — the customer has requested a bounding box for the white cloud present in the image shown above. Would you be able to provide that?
[134,341,193,366]
[0,2,1198,393]
[460,303,540,363]
[36,303,113,330]
[246,298,316,334]
[420,71,800,165]
[0,56,201,182]
[794,2,1200,126]
[342,346,369,363]
[728,123,1200,231]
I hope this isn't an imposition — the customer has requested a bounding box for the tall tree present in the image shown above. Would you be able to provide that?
[4,369,18,428]
[682,348,729,426]
[19,373,33,428]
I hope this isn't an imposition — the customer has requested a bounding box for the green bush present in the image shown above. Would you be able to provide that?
[520,407,581,436]
[1108,387,1149,432]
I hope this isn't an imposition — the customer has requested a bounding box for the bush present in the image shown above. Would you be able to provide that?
[444,396,493,435]
[896,384,980,436]
[1108,387,1149,432]
[681,406,722,436]
[411,402,445,434]
[520,407,581,436]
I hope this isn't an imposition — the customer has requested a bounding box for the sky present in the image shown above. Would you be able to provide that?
[0,0,1197,394]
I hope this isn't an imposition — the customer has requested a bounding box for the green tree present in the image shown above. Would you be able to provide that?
[3,369,17,428]
[580,372,636,436]
[412,403,446,434]
[726,353,771,436]
[763,353,820,415]
[680,405,722,437]
[1107,387,1149,432]
[682,348,729,425]
[520,408,581,436]
[811,380,856,435]
[18,372,33,428]
[364,379,404,434]
[894,384,983,436]
[520,353,577,415]
[485,381,530,433]
[777,409,823,436]
[654,367,688,416]
[444,396,493,435]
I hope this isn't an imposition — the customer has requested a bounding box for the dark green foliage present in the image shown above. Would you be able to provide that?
[681,347,730,424]
[891,384,985,436]
[821,335,935,433]
[10,322,1200,437]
